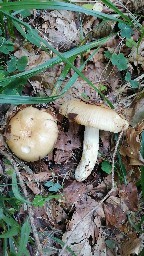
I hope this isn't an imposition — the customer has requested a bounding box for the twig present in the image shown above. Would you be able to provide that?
[111,130,124,189]
[58,130,124,255]
[0,149,43,256]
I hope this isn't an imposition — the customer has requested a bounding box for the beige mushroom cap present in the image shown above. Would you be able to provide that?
[6,106,58,162]
[59,100,129,132]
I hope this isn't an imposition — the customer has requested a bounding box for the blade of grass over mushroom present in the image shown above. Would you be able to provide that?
[51,55,77,96]
[0,94,62,104]
[0,0,125,23]
[61,48,101,94]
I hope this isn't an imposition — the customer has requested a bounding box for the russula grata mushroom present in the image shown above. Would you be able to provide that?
[6,106,58,162]
[59,100,129,182]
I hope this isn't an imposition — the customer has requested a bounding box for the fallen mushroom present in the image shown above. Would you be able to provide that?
[6,106,58,162]
[59,100,129,182]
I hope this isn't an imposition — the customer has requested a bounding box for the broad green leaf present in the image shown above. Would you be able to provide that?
[125,72,139,88]
[32,195,46,207]
[17,219,31,256]
[7,57,17,73]
[45,181,62,192]
[118,22,133,38]
[104,50,113,59]
[111,53,128,71]
[0,37,14,54]
[17,56,28,72]
[129,80,139,88]
[126,38,137,48]
[125,71,131,82]
[101,161,112,174]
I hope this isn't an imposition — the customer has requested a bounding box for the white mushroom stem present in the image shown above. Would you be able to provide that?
[75,127,99,182]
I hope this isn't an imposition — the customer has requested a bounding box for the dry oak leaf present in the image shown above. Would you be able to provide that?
[63,180,87,207]
[120,122,144,165]
[42,10,80,51]
[129,39,144,68]
[104,196,127,228]
[55,123,80,151]
[119,182,138,211]
[120,237,142,256]
[21,171,52,194]
[62,196,104,256]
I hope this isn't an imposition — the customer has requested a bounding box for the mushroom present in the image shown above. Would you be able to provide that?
[59,100,129,182]
[6,106,58,162]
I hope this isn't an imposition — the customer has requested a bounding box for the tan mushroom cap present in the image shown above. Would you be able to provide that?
[6,106,58,162]
[60,100,129,132]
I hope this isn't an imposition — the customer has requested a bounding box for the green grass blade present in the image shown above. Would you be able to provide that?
[52,55,76,96]
[0,0,122,22]
[12,172,30,204]
[17,219,31,256]
[0,226,19,238]
[61,48,100,94]
[0,94,61,104]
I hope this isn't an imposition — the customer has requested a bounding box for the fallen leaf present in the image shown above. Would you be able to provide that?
[120,237,142,256]
[119,183,138,211]
[62,196,104,256]
[55,123,80,151]
[104,196,127,228]
[120,123,144,165]
[129,39,144,68]
[63,180,87,206]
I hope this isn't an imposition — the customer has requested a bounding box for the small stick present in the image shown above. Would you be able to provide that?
[111,130,124,189]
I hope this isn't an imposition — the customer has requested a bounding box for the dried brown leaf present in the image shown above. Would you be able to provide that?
[119,183,138,211]
[120,237,142,256]
[104,198,127,228]
[63,181,87,206]
[62,196,104,256]
[120,123,144,165]
[55,123,80,151]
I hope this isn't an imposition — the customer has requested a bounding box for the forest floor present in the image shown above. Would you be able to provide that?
[0,1,144,256]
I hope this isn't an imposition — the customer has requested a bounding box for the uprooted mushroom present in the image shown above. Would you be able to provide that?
[59,99,129,182]
[6,106,58,162]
